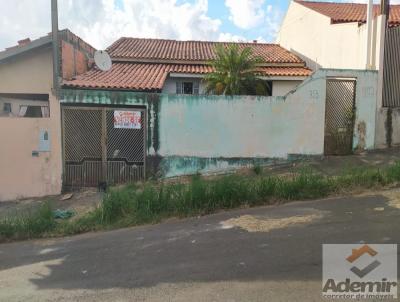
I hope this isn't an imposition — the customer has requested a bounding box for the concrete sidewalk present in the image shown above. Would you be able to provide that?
[265,147,400,177]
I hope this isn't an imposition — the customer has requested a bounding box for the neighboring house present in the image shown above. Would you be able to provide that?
[0,29,95,201]
[64,38,312,96]
[277,0,400,70]
[277,0,400,148]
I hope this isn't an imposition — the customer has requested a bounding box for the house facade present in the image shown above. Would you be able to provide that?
[277,0,400,149]
[277,0,400,70]
[0,31,385,201]
[0,30,95,201]
[64,38,312,97]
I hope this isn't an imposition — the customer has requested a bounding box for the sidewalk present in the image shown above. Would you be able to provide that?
[1,147,399,219]
[266,147,400,177]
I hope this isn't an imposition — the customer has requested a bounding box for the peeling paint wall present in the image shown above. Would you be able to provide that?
[375,108,400,149]
[61,69,378,178]
[351,70,379,151]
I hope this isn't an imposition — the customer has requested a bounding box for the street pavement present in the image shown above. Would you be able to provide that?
[0,189,399,301]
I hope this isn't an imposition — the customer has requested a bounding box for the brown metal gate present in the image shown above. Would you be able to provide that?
[62,106,146,188]
[324,79,356,155]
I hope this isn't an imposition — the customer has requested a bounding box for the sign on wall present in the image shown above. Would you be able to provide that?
[38,129,50,152]
[113,110,142,129]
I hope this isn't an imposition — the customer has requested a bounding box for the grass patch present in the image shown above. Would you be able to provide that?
[2,161,400,242]
[253,164,262,175]
[0,202,56,241]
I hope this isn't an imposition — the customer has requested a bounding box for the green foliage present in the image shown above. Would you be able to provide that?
[253,164,262,175]
[2,161,400,242]
[205,44,265,96]
[0,202,55,241]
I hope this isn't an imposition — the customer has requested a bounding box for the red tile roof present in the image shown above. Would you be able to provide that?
[63,37,311,91]
[107,38,304,64]
[64,63,312,91]
[296,1,400,27]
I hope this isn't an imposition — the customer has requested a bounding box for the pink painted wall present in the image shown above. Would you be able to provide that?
[0,47,62,201]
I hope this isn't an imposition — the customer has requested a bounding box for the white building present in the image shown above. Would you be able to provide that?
[277,0,400,71]
[277,0,400,149]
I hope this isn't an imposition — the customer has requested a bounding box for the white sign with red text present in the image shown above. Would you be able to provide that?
[113,111,141,129]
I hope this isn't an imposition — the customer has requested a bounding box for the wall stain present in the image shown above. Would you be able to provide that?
[147,94,160,154]
[386,107,393,147]
[355,121,366,153]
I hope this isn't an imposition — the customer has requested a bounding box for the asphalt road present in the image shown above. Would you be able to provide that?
[0,189,399,302]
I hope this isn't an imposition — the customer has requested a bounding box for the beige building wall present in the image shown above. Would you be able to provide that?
[0,47,62,201]
[276,1,382,71]
[272,80,303,96]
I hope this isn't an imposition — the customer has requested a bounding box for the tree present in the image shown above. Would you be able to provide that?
[205,44,267,96]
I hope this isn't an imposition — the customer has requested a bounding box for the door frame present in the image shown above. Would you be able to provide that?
[324,78,357,156]
[61,104,147,188]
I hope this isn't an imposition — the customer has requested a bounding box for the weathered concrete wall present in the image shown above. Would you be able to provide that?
[375,108,400,148]
[351,71,379,151]
[61,69,378,178]
[0,48,62,201]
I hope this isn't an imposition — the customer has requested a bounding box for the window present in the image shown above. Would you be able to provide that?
[19,105,50,118]
[175,81,200,95]
[193,82,200,95]
[0,94,50,118]
[176,82,182,94]
[3,103,11,114]
[183,82,193,94]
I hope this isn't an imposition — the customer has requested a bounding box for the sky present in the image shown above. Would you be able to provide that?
[0,0,398,50]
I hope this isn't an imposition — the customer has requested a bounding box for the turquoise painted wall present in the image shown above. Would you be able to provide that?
[60,69,378,178]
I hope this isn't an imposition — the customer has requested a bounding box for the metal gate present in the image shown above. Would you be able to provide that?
[383,25,400,107]
[62,106,146,188]
[324,79,356,155]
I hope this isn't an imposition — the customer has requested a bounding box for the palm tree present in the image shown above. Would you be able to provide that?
[205,44,267,96]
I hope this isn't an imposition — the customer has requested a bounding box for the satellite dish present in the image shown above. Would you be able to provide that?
[94,50,112,71]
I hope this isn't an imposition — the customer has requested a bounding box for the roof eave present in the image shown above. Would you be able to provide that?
[0,35,52,63]
[61,84,162,93]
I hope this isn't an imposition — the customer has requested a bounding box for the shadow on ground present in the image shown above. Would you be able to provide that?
[0,193,399,292]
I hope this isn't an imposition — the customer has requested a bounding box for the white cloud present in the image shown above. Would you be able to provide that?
[224,0,266,30]
[0,0,224,50]
[218,32,247,42]
[62,0,223,48]
[264,5,283,40]
[223,1,283,41]
[0,0,51,50]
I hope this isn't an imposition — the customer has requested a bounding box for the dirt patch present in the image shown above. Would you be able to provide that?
[381,190,400,209]
[220,214,322,233]
[355,188,400,210]
[0,189,101,220]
